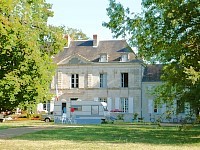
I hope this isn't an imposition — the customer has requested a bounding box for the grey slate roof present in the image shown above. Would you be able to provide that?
[142,64,163,82]
[53,39,137,63]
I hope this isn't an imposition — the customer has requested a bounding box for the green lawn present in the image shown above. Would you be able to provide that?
[13,124,200,144]
[0,120,54,130]
[0,121,200,150]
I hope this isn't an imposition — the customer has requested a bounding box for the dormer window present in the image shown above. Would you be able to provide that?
[120,53,129,62]
[99,53,108,62]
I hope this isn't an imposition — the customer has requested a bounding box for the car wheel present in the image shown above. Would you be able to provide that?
[45,118,50,122]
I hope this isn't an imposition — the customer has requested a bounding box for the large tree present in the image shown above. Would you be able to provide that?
[65,27,89,40]
[103,0,200,114]
[0,0,66,112]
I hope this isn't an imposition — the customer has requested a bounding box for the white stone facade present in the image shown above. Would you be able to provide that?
[49,36,192,123]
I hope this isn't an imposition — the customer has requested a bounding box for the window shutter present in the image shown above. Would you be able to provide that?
[148,99,153,113]
[79,74,84,88]
[128,97,134,113]
[185,102,190,114]
[62,74,68,89]
[94,97,98,102]
[103,74,107,87]
[115,97,120,109]
[107,97,112,111]
[88,74,93,88]
[57,72,62,89]
[173,100,177,114]
[161,103,166,114]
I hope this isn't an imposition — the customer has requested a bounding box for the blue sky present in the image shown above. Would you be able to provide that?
[46,0,142,40]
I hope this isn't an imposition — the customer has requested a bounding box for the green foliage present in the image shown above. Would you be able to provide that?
[117,114,124,120]
[65,27,89,40]
[104,0,200,114]
[0,0,66,111]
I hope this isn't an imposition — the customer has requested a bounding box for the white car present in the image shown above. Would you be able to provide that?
[41,112,54,122]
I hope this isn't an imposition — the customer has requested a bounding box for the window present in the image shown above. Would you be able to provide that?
[70,98,78,101]
[177,100,185,113]
[121,53,129,62]
[43,101,50,112]
[121,73,128,87]
[71,74,79,88]
[91,106,99,115]
[99,54,108,62]
[153,101,158,113]
[100,74,107,88]
[71,105,82,111]
[99,97,107,103]
[43,104,46,110]
[120,98,128,113]
[62,103,66,113]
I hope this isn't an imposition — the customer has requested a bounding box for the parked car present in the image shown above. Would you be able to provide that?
[41,112,54,122]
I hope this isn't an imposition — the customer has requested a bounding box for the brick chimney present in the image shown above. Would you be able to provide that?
[64,34,71,47]
[93,34,98,47]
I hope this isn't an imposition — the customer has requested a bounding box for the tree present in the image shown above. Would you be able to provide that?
[103,0,200,114]
[65,27,89,40]
[0,0,66,112]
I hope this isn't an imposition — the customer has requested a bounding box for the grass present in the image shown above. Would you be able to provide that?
[0,120,54,130]
[0,120,200,150]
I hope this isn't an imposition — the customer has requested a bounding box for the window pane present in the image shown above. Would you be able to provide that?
[71,74,79,88]
[121,73,128,87]
[91,106,99,115]
[100,73,107,88]
[120,98,128,113]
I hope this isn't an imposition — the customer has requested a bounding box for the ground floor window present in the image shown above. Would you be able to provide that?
[43,100,50,112]
[120,98,128,113]
[99,97,107,103]
[62,103,66,114]
[154,101,158,113]
[176,100,185,113]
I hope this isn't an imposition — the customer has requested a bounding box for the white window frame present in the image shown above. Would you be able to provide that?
[121,53,129,62]
[99,97,107,103]
[71,74,79,88]
[100,73,107,88]
[120,98,128,113]
[99,54,108,62]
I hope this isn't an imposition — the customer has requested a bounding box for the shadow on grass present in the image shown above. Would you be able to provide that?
[13,124,200,145]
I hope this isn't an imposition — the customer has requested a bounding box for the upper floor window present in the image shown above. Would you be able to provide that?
[100,73,107,88]
[71,74,79,88]
[121,73,128,87]
[120,97,128,113]
[99,54,108,62]
[120,53,129,62]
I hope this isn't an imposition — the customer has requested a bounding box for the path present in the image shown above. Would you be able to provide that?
[0,126,51,139]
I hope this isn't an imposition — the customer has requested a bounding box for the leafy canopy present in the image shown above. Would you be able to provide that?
[0,0,66,111]
[103,0,200,114]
